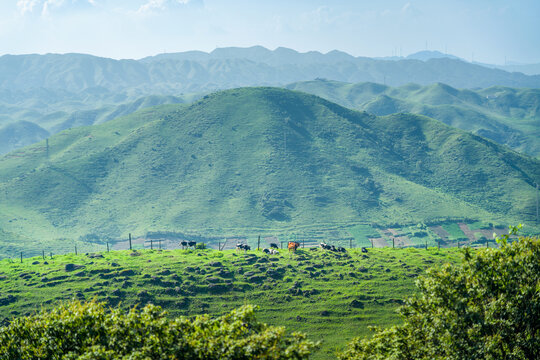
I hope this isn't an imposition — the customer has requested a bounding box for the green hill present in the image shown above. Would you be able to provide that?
[0,247,461,360]
[0,89,197,155]
[0,87,538,255]
[286,80,540,157]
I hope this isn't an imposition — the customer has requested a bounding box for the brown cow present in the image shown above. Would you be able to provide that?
[288,241,300,253]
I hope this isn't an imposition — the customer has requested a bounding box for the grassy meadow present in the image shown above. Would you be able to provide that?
[0,246,462,359]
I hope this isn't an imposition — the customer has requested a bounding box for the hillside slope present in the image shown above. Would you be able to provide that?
[0,91,195,155]
[0,88,538,249]
[286,80,540,157]
[0,247,461,360]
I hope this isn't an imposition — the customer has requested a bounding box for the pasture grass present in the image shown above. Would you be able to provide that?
[0,246,461,359]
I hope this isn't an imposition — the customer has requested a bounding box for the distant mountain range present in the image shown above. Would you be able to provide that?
[1,46,540,156]
[379,50,540,75]
[2,46,540,94]
[286,79,540,157]
[0,88,538,248]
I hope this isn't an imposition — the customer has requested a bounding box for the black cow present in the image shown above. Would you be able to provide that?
[188,241,197,248]
[320,242,332,250]
[262,248,270,254]
[270,243,279,249]
[236,244,251,252]
[361,247,368,253]
[180,241,188,249]
[337,246,347,253]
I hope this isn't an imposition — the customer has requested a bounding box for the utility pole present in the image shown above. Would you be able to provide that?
[533,182,539,223]
[283,117,289,158]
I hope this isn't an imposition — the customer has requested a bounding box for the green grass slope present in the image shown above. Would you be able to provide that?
[0,247,461,359]
[0,87,201,155]
[0,87,538,254]
[286,80,540,157]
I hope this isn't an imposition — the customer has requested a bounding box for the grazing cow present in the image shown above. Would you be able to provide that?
[236,244,251,252]
[188,241,197,248]
[337,246,347,253]
[320,242,332,250]
[288,241,300,253]
[270,249,279,255]
[270,243,279,249]
[180,240,188,249]
[262,248,270,254]
[330,245,337,252]
[361,247,368,253]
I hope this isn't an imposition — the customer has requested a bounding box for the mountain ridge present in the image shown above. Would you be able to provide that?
[2,46,540,94]
[0,87,538,248]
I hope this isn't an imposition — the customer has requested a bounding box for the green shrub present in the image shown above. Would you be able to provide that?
[195,242,207,250]
[0,301,317,360]
[339,225,540,360]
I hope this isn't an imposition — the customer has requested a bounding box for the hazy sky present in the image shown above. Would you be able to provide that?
[1,0,539,64]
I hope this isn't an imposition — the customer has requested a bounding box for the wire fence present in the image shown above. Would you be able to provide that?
[2,231,505,263]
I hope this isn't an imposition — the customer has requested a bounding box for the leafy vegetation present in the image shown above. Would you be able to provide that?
[0,300,317,360]
[339,226,540,360]
[0,247,461,359]
[0,87,538,254]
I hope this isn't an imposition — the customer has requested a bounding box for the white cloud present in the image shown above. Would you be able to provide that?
[17,0,40,14]
[16,0,95,16]
[137,0,192,14]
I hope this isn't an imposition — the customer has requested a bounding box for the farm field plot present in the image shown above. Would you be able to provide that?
[0,247,461,359]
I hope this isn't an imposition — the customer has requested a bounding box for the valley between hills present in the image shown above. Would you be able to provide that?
[0,87,538,259]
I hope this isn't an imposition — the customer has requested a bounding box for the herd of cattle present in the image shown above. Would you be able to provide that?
[180,240,197,249]
[179,240,369,253]
[235,241,369,254]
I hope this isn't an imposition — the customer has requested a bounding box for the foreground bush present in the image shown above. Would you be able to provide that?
[340,225,539,360]
[0,301,317,360]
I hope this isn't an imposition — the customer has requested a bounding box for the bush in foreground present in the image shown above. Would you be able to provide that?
[0,301,317,360]
[339,225,539,360]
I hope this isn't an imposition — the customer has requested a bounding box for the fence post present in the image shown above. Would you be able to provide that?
[302,239,305,248]
[129,233,132,250]
[281,241,283,249]
[20,252,22,263]
[75,246,77,255]
[438,240,440,251]
[151,239,153,250]
[425,240,428,250]
[159,239,161,250]
[349,239,352,248]
[371,239,374,248]
[486,238,489,248]
[106,242,109,252]
[392,238,395,249]
[457,241,460,248]
[50,252,53,259]
[257,236,260,250]
[42,250,45,260]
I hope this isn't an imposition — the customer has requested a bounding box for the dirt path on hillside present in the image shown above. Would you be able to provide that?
[429,226,450,242]
[458,223,477,242]
[383,228,411,247]
[370,237,388,247]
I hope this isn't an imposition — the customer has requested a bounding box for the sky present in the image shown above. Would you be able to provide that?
[1,0,539,64]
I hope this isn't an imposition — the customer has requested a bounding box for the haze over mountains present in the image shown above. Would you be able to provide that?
[1,46,540,156]
[0,88,538,253]
[2,47,540,94]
